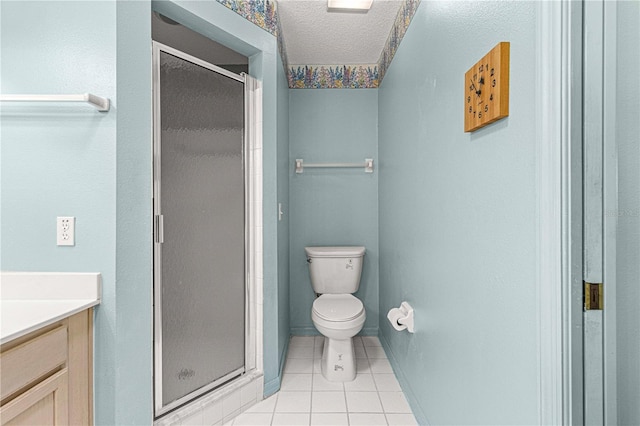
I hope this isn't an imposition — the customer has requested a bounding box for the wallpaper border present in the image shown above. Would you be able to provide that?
[215,0,420,89]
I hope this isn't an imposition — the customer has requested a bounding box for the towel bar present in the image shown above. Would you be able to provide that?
[295,158,374,174]
[0,93,110,112]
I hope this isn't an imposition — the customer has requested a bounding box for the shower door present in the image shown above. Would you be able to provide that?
[153,42,247,417]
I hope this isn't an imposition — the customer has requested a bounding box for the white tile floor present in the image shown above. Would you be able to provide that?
[230,336,418,426]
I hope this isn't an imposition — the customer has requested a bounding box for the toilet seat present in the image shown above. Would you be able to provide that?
[312,294,364,322]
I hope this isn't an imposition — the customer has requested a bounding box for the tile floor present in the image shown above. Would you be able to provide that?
[230,336,418,425]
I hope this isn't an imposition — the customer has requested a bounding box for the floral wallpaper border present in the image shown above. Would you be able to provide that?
[286,0,420,88]
[214,0,420,89]
[378,0,420,83]
[287,65,379,89]
[276,5,288,67]
[215,0,278,36]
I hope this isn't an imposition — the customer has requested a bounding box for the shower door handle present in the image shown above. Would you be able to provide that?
[155,214,164,244]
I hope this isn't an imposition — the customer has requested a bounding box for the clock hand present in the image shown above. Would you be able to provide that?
[476,76,485,97]
[470,80,481,96]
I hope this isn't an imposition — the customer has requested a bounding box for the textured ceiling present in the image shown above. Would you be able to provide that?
[153,12,248,65]
[277,0,403,65]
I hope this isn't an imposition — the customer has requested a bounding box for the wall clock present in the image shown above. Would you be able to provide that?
[464,42,510,132]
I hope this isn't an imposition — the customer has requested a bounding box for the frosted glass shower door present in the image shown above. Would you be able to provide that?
[153,43,246,415]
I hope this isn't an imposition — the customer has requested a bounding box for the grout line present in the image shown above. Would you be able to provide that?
[343,376,351,426]
[383,411,391,426]
[369,349,389,425]
[308,368,314,426]
[268,393,278,426]
[309,366,315,426]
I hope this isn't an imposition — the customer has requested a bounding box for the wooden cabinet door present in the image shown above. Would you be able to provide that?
[1,369,68,426]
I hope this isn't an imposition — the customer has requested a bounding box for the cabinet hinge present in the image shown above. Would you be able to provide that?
[584,282,603,310]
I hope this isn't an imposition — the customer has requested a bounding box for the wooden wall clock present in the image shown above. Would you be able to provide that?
[464,42,510,132]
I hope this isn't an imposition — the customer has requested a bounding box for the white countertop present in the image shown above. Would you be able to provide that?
[1,272,101,345]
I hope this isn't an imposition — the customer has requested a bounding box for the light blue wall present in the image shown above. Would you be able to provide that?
[2,0,284,422]
[615,1,639,423]
[0,2,128,424]
[114,1,153,424]
[1,1,116,287]
[276,56,291,391]
[378,2,539,424]
[289,90,379,335]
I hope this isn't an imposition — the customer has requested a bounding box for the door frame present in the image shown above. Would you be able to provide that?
[536,0,584,423]
[151,41,252,417]
[546,0,622,423]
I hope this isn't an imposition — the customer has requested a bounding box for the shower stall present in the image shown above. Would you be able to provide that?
[152,41,261,418]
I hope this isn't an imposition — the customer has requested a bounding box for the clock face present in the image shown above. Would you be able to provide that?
[464,42,510,132]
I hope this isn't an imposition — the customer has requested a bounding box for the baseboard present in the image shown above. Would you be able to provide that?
[359,326,379,336]
[279,337,290,377]
[289,326,319,336]
[263,376,280,397]
[379,333,429,425]
[289,326,379,336]
[263,336,290,397]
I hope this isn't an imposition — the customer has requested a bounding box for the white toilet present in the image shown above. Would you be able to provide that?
[305,246,366,382]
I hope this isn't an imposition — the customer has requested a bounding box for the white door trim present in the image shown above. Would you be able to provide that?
[536,1,563,423]
[536,1,584,424]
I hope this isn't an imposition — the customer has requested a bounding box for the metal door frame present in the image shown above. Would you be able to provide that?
[152,41,250,418]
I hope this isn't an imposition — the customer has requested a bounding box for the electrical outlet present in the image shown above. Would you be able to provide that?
[57,216,75,246]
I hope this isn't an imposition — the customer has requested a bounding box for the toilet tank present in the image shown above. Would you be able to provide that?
[305,246,366,294]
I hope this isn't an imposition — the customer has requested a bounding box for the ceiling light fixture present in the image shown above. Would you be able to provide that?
[327,0,373,11]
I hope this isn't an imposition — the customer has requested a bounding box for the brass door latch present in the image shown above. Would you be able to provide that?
[584,282,603,310]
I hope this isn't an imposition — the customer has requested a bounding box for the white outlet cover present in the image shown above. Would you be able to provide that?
[57,216,75,246]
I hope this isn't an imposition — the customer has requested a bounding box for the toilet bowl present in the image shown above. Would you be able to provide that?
[305,246,366,382]
[312,294,366,381]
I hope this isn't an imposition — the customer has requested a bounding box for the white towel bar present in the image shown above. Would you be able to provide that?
[295,158,374,174]
[0,93,110,112]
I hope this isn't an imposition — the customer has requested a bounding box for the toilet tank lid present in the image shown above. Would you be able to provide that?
[305,246,366,258]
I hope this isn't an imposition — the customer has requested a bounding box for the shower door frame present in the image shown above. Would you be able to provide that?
[152,41,256,418]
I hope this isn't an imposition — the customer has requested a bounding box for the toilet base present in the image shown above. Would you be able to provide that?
[320,337,356,382]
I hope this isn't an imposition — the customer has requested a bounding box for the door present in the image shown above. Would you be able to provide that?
[582,1,640,424]
[153,42,247,416]
[603,1,639,424]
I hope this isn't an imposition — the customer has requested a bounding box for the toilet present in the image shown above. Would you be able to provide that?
[305,246,366,382]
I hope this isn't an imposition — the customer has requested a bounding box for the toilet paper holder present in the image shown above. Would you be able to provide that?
[387,302,415,333]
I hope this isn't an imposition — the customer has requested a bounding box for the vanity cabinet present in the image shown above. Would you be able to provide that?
[0,309,93,425]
